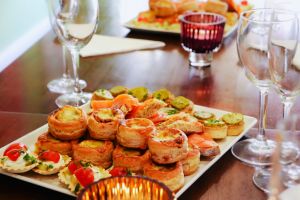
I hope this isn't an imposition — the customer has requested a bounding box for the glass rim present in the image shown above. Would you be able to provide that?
[179,12,226,26]
[240,8,298,24]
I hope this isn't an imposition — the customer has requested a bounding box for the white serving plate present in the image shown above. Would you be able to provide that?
[124,17,238,39]
[0,104,256,198]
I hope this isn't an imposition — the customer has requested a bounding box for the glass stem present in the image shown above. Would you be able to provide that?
[256,90,268,142]
[282,100,294,120]
[62,45,71,79]
[70,48,82,94]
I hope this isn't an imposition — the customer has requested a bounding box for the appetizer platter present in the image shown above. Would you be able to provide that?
[0,86,256,198]
[124,0,252,38]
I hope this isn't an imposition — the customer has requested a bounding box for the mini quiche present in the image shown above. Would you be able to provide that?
[112,145,150,173]
[170,96,194,113]
[33,150,71,175]
[48,105,87,140]
[193,110,216,123]
[148,128,188,164]
[117,118,155,149]
[0,143,38,173]
[91,89,114,101]
[143,161,184,192]
[221,113,245,136]
[72,140,113,169]
[58,161,110,194]
[181,145,200,176]
[203,119,228,139]
[88,108,124,140]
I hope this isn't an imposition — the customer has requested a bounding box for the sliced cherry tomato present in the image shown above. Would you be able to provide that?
[74,167,94,187]
[5,149,21,161]
[39,150,60,163]
[241,0,248,6]
[4,143,27,156]
[109,166,128,176]
[68,161,79,174]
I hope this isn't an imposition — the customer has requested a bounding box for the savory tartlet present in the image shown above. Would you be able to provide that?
[203,119,228,139]
[117,118,155,149]
[0,143,38,173]
[91,89,114,101]
[148,128,188,164]
[181,145,200,176]
[72,140,113,169]
[133,98,167,119]
[58,161,110,194]
[188,133,220,157]
[88,108,124,140]
[35,132,73,156]
[112,145,150,173]
[33,150,71,175]
[143,161,184,192]
[222,113,245,136]
[193,110,216,123]
[170,96,194,113]
[48,106,87,140]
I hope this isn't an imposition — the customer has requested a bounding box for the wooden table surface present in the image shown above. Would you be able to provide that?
[1,0,299,199]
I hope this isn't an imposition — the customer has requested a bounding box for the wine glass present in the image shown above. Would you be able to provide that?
[47,45,87,94]
[231,9,276,166]
[47,0,99,107]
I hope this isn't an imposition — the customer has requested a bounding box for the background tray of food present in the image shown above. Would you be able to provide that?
[0,102,256,198]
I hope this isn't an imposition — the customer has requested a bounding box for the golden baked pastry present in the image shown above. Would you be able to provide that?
[134,98,167,119]
[72,140,113,169]
[193,110,216,123]
[143,161,184,192]
[148,128,188,164]
[188,133,220,157]
[112,145,150,173]
[88,108,124,140]
[91,89,114,101]
[203,119,228,139]
[149,0,177,17]
[48,106,87,140]
[221,113,244,136]
[117,118,155,149]
[175,0,200,13]
[204,0,228,16]
[181,145,200,176]
[35,132,73,156]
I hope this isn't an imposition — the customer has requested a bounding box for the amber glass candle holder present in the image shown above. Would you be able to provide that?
[180,12,226,68]
[77,176,175,200]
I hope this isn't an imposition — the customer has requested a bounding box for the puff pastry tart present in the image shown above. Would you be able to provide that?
[117,118,155,149]
[35,132,73,156]
[203,119,228,139]
[148,128,188,164]
[88,108,124,140]
[181,145,200,176]
[0,143,38,173]
[112,145,150,173]
[48,106,87,140]
[221,113,245,136]
[33,150,71,175]
[143,161,184,192]
[58,161,110,194]
[72,140,113,169]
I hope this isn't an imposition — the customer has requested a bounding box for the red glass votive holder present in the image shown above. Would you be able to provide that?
[180,12,226,68]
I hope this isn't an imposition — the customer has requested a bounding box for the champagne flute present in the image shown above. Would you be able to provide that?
[47,0,99,107]
[231,9,276,166]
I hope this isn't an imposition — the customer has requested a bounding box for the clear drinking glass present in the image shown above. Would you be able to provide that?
[231,9,277,166]
[47,0,99,107]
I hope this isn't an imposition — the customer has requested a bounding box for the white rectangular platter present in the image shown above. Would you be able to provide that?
[0,104,257,198]
[124,18,238,39]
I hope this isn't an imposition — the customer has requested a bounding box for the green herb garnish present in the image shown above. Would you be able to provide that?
[23,153,36,164]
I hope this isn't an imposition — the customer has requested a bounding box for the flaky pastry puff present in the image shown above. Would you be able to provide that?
[148,128,188,164]
[72,140,113,169]
[48,106,87,140]
[143,161,184,192]
[88,108,124,140]
[117,118,155,149]
[112,145,150,173]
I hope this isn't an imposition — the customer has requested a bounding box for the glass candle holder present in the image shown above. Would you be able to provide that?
[180,12,226,68]
[77,176,175,200]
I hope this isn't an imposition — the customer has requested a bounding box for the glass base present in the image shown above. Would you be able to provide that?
[231,138,276,166]
[189,52,212,68]
[282,164,300,187]
[252,167,271,193]
[47,78,87,94]
[55,92,92,108]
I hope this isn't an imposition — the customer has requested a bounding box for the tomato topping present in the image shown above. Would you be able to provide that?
[5,149,21,161]
[68,161,79,174]
[4,143,27,156]
[241,0,248,6]
[109,166,128,176]
[74,167,94,187]
[39,150,60,163]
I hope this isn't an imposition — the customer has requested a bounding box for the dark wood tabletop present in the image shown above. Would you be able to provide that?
[1,0,299,199]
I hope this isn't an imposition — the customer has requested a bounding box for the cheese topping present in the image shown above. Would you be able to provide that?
[79,140,104,148]
[2,150,36,168]
[37,154,64,171]
[57,106,81,122]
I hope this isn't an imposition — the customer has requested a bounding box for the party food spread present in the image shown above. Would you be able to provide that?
[0,86,256,197]
[125,0,252,35]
